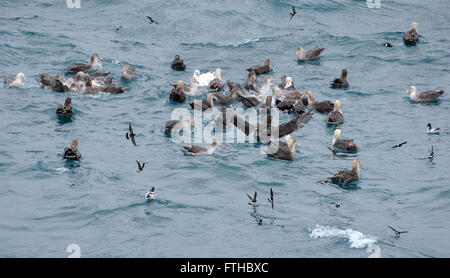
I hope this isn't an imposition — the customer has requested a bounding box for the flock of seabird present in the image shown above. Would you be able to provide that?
[2,10,444,237]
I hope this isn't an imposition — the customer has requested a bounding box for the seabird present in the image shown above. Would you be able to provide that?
[405,86,444,102]
[265,135,300,161]
[171,55,186,70]
[388,226,408,236]
[268,188,274,209]
[145,187,155,200]
[237,92,260,108]
[326,100,344,125]
[384,42,393,47]
[328,159,363,185]
[38,73,69,92]
[427,123,440,134]
[332,129,358,151]
[244,70,260,92]
[247,59,272,75]
[247,192,257,205]
[63,140,81,161]
[146,16,159,24]
[114,26,122,32]
[296,46,325,61]
[165,119,194,133]
[180,78,200,96]
[56,97,74,117]
[121,64,136,81]
[289,6,297,21]
[305,91,334,113]
[136,160,145,172]
[330,69,349,88]
[102,83,128,94]
[252,215,263,223]
[258,96,272,113]
[428,146,434,159]
[193,70,215,87]
[208,68,224,92]
[4,73,27,87]
[66,53,102,73]
[212,90,238,106]
[403,22,419,44]
[169,81,186,103]
[182,139,225,156]
[392,141,407,148]
[189,93,217,111]
[330,202,342,208]
[126,124,137,146]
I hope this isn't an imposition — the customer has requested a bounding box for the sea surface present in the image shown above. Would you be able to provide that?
[0,0,449,258]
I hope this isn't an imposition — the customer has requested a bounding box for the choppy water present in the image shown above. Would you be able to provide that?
[1,0,450,258]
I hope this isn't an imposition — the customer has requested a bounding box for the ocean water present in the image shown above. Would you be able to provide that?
[1,0,450,258]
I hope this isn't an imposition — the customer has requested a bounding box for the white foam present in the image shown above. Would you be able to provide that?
[56,167,69,173]
[309,225,377,249]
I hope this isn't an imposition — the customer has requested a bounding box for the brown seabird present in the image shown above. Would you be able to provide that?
[247,192,257,205]
[326,100,343,125]
[268,188,274,209]
[247,59,272,75]
[265,135,300,161]
[208,68,224,92]
[121,64,136,81]
[305,91,334,114]
[126,124,136,146]
[403,22,419,44]
[388,226,408,237]
[332,129,358,151]
[56,97,74,117]
[296,46,325,61]
[189,93,217,111]
[405,86,444,102]
[182,139,225,156]
[4,73,27,87]
[329,159,363,184]
[66,54,102,73]
[63,140,81,161]
[165,119,194,133]
[330,69,349,88]
[136,160,145,172]
[171,55,186,71]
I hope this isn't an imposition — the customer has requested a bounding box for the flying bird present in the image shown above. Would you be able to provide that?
[126,124,136,146]
[290,6,297,21]
[330,202,342,208]
[147,16,159,24]
[136,160,145,172]
[145,187,155,200]
[392,141,407,148]
[428,146,434,159]
[114,26,122,32]
[268,188,274,209]
[247,192,257,205]
[388,226,408,236]
[252,215,263,223]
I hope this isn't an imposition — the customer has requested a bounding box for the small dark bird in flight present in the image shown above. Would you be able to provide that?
[252,215,263,223]
[388,226,408,236]
[392,141,407,148]
[428,146,434,159]
[136,160,145,172]
[290,6,297,21]
[145,187,155,199]
[247,192,257,205]
[384,42,393,47]
[268,188,274,209]
[126,124,137,146]
[330,202,342,208]
[114,26,122,32]
[147,16,159,24]
[327,146,337,157]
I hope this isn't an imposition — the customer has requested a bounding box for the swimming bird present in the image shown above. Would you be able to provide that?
[165,119,194,133]
[428,146,434,159]
[247,192,257,205]
[330,69,349,88]
[247,59,272,75]
[66,53,102,73]
[305,91,334,113]
[289,6,297,21]
[405,86,444,102]
[145,187,155,200]
[330,202,342,208]
[296,46,325,61]
[146,16,159,24]
[180,78,200,96]
[329,159,363,185]
[332,129,358,151]
[121,64,136,81]
[136,160,145,172]
[384,42,393,47]
[126,124,136,146]
[4,73,27,87]
[265,135,300,161]
[212,90,238,106]
[63,140,81,161]
[169,81,186,103]
[182,139,225,156]
[388,226,408,236]
[237,92,260,108]
[56,97,74,117]
[38,73,69,92]
[244,70,260,92]
[326,100,344,125]
[193,70,215,87]
[268,188,273,209]
[102,83,128,94]
[252,215,263,223]
[403,22,419,43]
[208,68,224,92]
[258,76,276,95]
[392,141,407,148]
[427,123,440,134]
[171,55,186,70]
[189,93,217,111]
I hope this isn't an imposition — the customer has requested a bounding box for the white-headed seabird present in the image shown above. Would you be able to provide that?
[405,86,444,102]
[403,22,419,44]
[296,46,325,61]
[330,69,349,88]
[182,139,225,156]
[265,135,300,161]
[208,68,224,92]
[4,73,27,87]
[171,55,186,70]
[66,54,102,73]
[326,100,344,124]
[332,129,358,151]
[329,159,363,184]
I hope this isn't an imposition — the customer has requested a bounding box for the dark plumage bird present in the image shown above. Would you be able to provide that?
[63,140,81,161]
[247,192,257,205]
[305,91,334,113]
[212,90,238,106]
[428,146,434,159]
[328,159,363,185]
[326,100,344,125]
[38,73,70,92]
[266,135,299,161]
[169,81,186,103]
[289,6,297,21]
[330,202,342,208]
[126,124,136,146]
[189,94,217,111]
[392,141,407,148]
[296,46,325,61]
[121,64,136,81]
[405,86,444,102]
[247,59,272,75]
[388,226,408,236]
[136,160,145,172]
[56,97,74,117]
[330,69,349,88]
[384,42,393,47]
[403,22,419,44]
[171,55,186,70]
[327,146,337,157]
[252,215,263,223]
[147,16,159,24]
[165,119,194,133]
[237,93,260,108]
[207,68,224,92]
[244,70,260,92]
[114,26,122,32]
[66,53,102,73]
[182,139,225,156]
[332,129,358,152]
[102,83,128,94]
[268,188,274,209]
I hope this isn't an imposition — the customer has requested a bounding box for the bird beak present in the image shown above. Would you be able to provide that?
[405,90,409,94]
[221,144,226,149]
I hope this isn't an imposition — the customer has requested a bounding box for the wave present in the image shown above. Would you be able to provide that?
[309,225,377,249]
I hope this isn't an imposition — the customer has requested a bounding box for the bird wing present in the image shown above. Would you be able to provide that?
[326,111,343,124]
[277,109,313,138]
[129,124,134,135]
[418,90,444,101]
[183,145,207,153]
[253,192,257,201]
[304,48,324,60]
[247,193,253,201]
[388,226,399,233]
[136,160,141,169]
[67,63,90,73]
